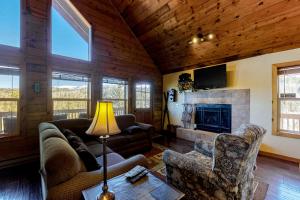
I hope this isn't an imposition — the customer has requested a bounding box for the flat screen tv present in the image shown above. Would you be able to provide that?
[194,64,227,89]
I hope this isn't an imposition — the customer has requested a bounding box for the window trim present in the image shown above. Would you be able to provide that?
[51,70,91,120]
[101,76,128,115]
[272,61,300,139]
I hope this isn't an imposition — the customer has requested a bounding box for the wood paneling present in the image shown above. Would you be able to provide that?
[0,0,162,165]
[112,0,300,74]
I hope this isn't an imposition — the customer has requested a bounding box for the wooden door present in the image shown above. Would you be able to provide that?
[133,82,153,124]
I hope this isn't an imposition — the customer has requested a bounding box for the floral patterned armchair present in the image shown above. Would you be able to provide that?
[163,124,266,200]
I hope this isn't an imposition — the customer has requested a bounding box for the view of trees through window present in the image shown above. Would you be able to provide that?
[102,77,128,115]
[52,72,90,119]
[135,83,151,109]
[0,66,20,136]
[278,66,300,134]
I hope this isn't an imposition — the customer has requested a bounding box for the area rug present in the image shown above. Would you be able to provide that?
[145,144,269,200]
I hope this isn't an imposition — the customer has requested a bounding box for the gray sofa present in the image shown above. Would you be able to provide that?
[163,124,266,200]
[39,120,148,200]
[50,114,154,157]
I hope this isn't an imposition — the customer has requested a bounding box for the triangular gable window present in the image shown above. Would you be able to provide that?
[51,0,91,61]
[0,0,20,48]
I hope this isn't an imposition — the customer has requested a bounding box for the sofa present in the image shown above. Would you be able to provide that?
[163,124,266,200]
[39,114,152,200]
[50,114,154,157]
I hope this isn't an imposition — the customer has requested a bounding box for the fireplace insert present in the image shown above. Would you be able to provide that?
[195,103,231,133]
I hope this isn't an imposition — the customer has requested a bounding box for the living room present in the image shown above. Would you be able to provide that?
[0,0,300,200]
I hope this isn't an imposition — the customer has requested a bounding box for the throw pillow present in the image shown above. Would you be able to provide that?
[124,125,142,134]
[63,129,101,171]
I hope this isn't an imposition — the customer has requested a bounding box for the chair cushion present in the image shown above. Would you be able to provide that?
[96,152,125,167]
[64,129,100,171]
[125,132,149,142]
[85,140,114,157]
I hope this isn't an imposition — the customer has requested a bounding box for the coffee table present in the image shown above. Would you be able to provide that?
[82,171,185,200]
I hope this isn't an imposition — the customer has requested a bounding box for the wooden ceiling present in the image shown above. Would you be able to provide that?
[111,0,300,74]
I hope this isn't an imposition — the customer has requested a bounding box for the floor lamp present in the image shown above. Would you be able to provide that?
[86,101,120,200]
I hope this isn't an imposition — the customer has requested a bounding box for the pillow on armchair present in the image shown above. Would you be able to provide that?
[124,125,143,134]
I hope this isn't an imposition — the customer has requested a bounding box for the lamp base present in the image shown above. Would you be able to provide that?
[97,191,115,200]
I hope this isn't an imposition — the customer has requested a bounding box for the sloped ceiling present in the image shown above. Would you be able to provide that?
[111,0,300,74]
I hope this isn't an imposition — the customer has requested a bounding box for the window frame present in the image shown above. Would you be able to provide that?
[134,82,152,110]
[101,76,128,116]
[272,61,300,139]
[51,70,91,120]
[0,66,20,138]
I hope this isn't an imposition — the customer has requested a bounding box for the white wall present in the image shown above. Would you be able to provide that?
[163,48,300,159]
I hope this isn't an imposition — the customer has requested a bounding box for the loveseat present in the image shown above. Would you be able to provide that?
[163,124,266,200]
[39,114,152,200]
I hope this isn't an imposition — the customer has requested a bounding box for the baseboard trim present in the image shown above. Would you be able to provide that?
[259,151,300,164]
[0,154,39,170]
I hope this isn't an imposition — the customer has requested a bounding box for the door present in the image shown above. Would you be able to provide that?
[133,82,153,124]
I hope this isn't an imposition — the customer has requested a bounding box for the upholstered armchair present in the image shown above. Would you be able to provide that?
[163,124,266,200]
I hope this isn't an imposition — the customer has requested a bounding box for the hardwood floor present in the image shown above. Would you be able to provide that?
[0,161,42,200]
[0,138,300,200]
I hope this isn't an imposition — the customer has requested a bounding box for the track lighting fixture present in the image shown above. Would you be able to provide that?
[189,32,215,44]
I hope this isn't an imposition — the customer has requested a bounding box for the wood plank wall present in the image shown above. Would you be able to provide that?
[0,0,162,166]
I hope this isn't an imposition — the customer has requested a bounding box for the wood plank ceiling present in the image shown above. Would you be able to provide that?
[111,0,300,74]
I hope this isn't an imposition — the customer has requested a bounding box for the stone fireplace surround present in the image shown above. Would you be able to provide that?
[177,89,250,141]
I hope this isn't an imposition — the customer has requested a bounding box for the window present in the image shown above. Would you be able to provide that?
[102,77,128,115]
[273,63,300,138]
[0,66,20,136]
[135,83,151,109]
[51,0,91,61]
[0,0,20,48]
[52,71,90,120]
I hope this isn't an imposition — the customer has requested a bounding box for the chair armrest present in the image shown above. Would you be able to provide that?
[135,122,154,132]
[213,134,251,185]
[47,154,148,200]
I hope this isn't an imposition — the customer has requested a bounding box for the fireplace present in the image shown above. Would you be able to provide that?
[195,103,231,133]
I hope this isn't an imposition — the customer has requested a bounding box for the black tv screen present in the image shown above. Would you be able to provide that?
[194,64,227,89]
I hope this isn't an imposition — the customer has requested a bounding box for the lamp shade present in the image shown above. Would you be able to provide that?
[86,101,120,136]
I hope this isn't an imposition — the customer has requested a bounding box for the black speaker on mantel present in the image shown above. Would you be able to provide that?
[168,89,177,102]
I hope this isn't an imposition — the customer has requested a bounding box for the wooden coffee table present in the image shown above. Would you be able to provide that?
[82,171,185,200]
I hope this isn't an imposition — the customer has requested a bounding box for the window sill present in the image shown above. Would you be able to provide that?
[273,131,300,139]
